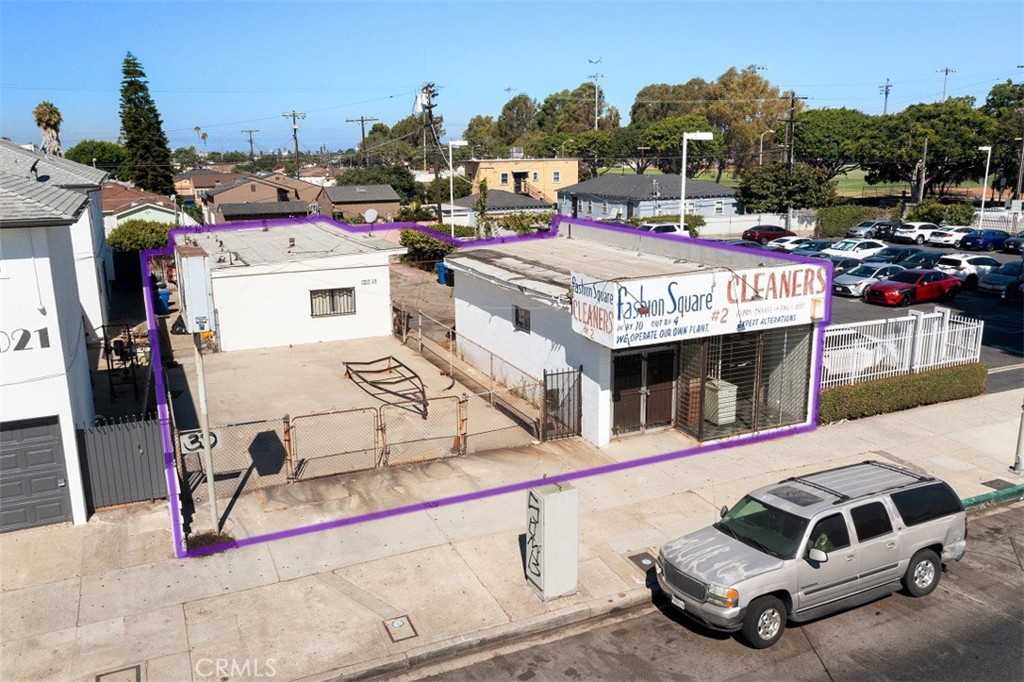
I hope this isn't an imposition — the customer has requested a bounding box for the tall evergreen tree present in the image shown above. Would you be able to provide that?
[119,52,173,194]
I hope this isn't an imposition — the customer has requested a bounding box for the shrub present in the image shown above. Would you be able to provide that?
[818,363,987,423]
[107,219,171,252]
[942,203,975,226]
[904,199,946,224]
[816,205,885,238]
[398,229,455,270]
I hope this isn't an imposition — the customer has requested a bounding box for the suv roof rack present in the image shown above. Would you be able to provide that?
[863,459,931,481]
[779,475,850,502]
[777,460,935,506]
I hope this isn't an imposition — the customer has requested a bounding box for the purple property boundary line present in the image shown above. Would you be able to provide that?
[142,215,830,558]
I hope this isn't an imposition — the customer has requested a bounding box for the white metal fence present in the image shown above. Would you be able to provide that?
[821,307,984,388]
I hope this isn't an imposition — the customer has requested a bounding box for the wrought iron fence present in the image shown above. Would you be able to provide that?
[821,308,983,389]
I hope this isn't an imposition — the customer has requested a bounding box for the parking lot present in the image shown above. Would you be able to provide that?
[827,248,1023,392]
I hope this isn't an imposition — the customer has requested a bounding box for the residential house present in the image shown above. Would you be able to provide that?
[0,140,111,343]
[202,173,321,224]
[447,189,553,228]
[0,172,97,531]
[173,169,245,204]
[316,184,402,222]
[556,174,741,222]
[173,220,406,351]
[101,182,197,237]
[299,167,336,187]
[464,156,578,204]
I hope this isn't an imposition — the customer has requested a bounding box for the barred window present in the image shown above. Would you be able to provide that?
[310,287,355,317]
[514,305,531,332]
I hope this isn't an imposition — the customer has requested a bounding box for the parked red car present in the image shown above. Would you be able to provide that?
[741,224,796,245]
[864,269,961,307]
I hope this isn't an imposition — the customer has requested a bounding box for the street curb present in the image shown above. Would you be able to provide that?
[304,588,654,681]
[962,482,1024,509]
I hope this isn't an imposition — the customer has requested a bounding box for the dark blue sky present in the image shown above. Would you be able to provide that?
[2,0,1021,154]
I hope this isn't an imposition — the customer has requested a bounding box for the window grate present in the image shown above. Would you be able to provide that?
[310,287,356,317]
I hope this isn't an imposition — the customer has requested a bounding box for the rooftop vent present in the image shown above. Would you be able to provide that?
[510,147,524,159]
[288,237,295,248]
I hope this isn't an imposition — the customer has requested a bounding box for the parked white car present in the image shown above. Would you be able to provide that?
[928,226,973,247]
[638,223,687,236]
[933,254,1002,289]
[893,222,940,245]
[767,236,812,251]
[820,238,887,260]
[832,263,905,298]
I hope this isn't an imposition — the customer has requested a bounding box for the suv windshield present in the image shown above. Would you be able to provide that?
[714,495,809,559]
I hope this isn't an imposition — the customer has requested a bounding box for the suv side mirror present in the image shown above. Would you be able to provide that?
[808,548,828,563]
[720,505,729,519]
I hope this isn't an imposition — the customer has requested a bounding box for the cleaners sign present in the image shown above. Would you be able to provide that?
[570,264,827,348]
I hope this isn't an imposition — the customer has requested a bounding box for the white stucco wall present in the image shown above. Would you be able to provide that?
[69,189,110,341]
[452,272,612,446]
[0,225,95,525]
[210,253,395,351]
[103,205,196,239]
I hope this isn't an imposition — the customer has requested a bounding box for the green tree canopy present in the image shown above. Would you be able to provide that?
[629,79,709,124]
[107,218,171,252]
[65,139,129,180]
[463,115,503,158]
[119,52,174,194]
[793,108,871,180]
[496,94,537,144]
[738,162,837,213]
[981,80,1024,198]
[335,165,418,204]
[643,115,724,175]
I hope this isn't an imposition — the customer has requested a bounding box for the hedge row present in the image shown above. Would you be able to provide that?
[816,205,891,238]
[818,362,988,423]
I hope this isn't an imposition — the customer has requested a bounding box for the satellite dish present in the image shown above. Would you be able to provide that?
[364,208,379,224]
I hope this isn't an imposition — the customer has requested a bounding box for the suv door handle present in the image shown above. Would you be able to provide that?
[886,542,896,549]
[845,555,855,562]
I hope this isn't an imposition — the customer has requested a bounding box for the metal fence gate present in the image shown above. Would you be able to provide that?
[78,414,166,509]
[381,396,465,466]
[289,407,380,480]
[541,366,582,440]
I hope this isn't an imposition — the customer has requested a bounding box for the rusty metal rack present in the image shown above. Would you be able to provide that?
[344,356,428,415]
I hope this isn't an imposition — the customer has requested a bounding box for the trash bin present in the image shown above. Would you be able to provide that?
[435,262,447,285]
[156,288,171,315]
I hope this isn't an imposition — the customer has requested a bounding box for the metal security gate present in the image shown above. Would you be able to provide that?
[79,415,166,509]
[542,366,582,440]
[612,347,677,435]
[1,417,72,532]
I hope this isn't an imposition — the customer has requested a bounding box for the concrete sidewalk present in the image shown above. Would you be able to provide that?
[2,390,1022,682]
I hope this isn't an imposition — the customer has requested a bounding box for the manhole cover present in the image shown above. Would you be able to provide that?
[628,551,657,571]
[95,665,141,682]
[383,615,418,642]
[981,478,1015,491]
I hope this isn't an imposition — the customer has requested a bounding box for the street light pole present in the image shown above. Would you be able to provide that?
[561,138,575,158]
[680,131,713,220]
[759,129,775,166]
[978,145,993,228]
[447,139,467,237]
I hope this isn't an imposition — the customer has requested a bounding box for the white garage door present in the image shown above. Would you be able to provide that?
[0,417,72,532]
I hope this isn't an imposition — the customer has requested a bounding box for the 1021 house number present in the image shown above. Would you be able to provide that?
[0,328,51,353]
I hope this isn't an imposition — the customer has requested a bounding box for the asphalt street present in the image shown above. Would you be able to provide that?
[387,502,1024,682]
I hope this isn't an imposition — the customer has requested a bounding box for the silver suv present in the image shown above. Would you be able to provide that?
[656,461,966,648]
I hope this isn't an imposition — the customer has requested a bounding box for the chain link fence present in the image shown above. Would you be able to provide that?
[290,407,380,480]
[382,396,464,466]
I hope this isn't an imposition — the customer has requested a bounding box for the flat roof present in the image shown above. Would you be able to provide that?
[174,220,405,269]
[446,236,723,299]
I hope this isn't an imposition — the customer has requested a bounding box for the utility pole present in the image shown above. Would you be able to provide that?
[879,78,892,115]
[589,73,605,130]
[241,129,259,171]
[781,91,806,230]
[346,115,379,166]
[419,83,444,223]
[936,67,957,102]
[282,111,305,179]
[918,138,929,203]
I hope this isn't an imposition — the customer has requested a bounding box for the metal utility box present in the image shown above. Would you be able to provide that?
[174,244,216,333]
[525,482,579,601]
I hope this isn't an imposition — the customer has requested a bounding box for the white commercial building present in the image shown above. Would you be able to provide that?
[0,173,96,531]
[445,218,828,447]
[173,220,406,352]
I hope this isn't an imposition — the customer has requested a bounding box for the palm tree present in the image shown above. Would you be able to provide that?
[201,132,208,158]
[33,101,63,156]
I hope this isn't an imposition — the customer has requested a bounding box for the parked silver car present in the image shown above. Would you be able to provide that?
[832,263,904,298]
[657,461,966,648]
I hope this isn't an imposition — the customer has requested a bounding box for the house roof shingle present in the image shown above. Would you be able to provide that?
[558,174,736,201]
[453,189,553,211]
[101,182,175,213]
[0,171,89,228]
[322,184,401,204]
[219,201,309,218]
[0,139,108,187]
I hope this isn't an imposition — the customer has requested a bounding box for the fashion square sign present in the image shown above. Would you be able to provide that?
[570,263,827,348]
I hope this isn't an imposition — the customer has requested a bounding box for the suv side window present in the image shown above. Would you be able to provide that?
[890,482,963,527]
[808,513,851,554]
[850,502,893,541]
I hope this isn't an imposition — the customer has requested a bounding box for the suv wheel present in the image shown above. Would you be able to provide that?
[915,235,925,244]
[903,549,941,597]
[965,274,978,290]
[741,595,787,649]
